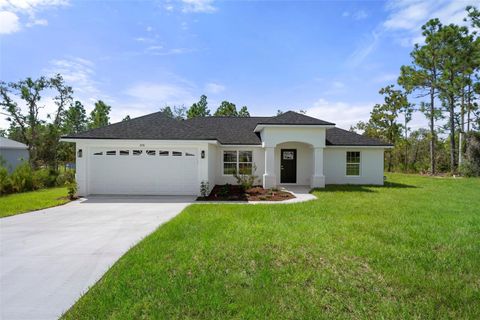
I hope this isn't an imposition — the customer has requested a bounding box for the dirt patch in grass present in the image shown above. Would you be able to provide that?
[197,184,295,202]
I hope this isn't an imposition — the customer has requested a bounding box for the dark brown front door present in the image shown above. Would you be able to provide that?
[281,149,296,183]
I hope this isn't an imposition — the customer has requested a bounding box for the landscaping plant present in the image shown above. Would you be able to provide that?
[233,164,259,190]
[200,181,210,198]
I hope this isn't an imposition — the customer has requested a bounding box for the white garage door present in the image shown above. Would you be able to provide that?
[88,147,198,195]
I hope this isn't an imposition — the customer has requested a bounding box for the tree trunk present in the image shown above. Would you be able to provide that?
[449,94,456,174]
[467,84,471,133]
[404,115,408,171]
[459,91,465,166]
[429,89,436,175]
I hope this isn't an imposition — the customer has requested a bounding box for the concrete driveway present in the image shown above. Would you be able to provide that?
[0,196,194,320]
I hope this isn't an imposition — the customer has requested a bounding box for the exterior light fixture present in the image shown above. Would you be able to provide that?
[201,150,205,159]
[78,149,83,158]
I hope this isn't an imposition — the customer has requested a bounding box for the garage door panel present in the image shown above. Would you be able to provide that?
[88,148,198,195]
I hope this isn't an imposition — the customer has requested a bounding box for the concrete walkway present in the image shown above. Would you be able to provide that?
[0,196,194,320]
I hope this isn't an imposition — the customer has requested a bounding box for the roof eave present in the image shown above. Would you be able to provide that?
[254,123,336,132]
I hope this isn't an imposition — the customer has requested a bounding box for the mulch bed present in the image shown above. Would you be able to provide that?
[197,184,295,202]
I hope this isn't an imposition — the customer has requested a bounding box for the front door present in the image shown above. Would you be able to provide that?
[280,149,297,183]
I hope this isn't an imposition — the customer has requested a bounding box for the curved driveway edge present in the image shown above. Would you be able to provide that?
[0,196,194,320]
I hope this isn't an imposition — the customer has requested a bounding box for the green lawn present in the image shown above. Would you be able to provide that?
[0,187,70,218]
[63,174,480,319]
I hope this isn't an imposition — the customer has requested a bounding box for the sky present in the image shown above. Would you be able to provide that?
[0,0,477,131]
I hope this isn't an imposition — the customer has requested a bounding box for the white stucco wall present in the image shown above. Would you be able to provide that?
[214,146,265,186]
[324,147,385,185]
[207,143,217,191]
[274,142,313,185]
[260,127,326,148]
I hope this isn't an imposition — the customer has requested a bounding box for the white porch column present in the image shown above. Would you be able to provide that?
[263,147,276,189]
[311,147,325,188]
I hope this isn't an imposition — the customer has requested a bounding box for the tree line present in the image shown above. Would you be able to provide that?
[0,78,251,170]
[351,6,480,176]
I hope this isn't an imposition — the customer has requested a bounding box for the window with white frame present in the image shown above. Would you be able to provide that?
[223,150,253,175]
[346,151,360,176]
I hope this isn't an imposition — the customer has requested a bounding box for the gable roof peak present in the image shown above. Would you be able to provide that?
[258,110,335,126]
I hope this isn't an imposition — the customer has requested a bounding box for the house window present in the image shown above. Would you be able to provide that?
[223,150,253,175]
[106,150,116,156]
[133,150,143,156]
[146,150,156,156]
[172,151,182,156]
[119,150,129,156]
[346,151,360,176]
[159,150,169,156]
[239,151,253,175]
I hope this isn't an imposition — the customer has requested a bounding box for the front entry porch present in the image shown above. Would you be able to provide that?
[262,141,325,189]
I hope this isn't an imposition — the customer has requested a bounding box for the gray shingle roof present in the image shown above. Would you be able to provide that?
[326,127,392,147]
[0,137,28,149]
[63,111,214,141]
[257,111,335,126]
[63,111,391,146]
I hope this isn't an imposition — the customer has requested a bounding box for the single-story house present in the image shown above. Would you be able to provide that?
[62,111,392,196]
[0,137,29,173]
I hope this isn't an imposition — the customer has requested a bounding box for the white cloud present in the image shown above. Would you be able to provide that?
[347,30,382,67]
[205,82,225,94]
[0,0,68,34]
[181,0,217,13]
[0,11,20,34]
[347,0,474,66]
[44,57,111,107]
[306,98,375,130]
[26,18,48,27]
[384,0,474,46]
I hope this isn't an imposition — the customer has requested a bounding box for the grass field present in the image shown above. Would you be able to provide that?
[0,187,69,218]
[63,174,480,319]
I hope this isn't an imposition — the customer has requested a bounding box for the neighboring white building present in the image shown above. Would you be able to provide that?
[62,111,392,196]
[0,137,29,173]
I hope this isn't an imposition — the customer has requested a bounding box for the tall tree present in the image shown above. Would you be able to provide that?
[187,95,210,119]
[160,106,186,120]
[398,18,444,175]
[214,101,238,116]
[159,106,174,118]
[1,76,50,166]
[437,24,471,173]
[64,101,87,134]
[238,106,250,117]
[354,85,407,171]
[89,100,111,129]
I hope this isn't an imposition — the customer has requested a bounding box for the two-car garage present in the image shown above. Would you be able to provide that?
[87,147,199,195]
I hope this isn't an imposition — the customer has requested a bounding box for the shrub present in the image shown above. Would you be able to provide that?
[460,132,480,177]
[0,165,11,195]
[56,170,75,186]
[66,180,78,200]
[9,163,35,193]
[233,164,259,190]
[200,181,210,197]
[33,168,58,188]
